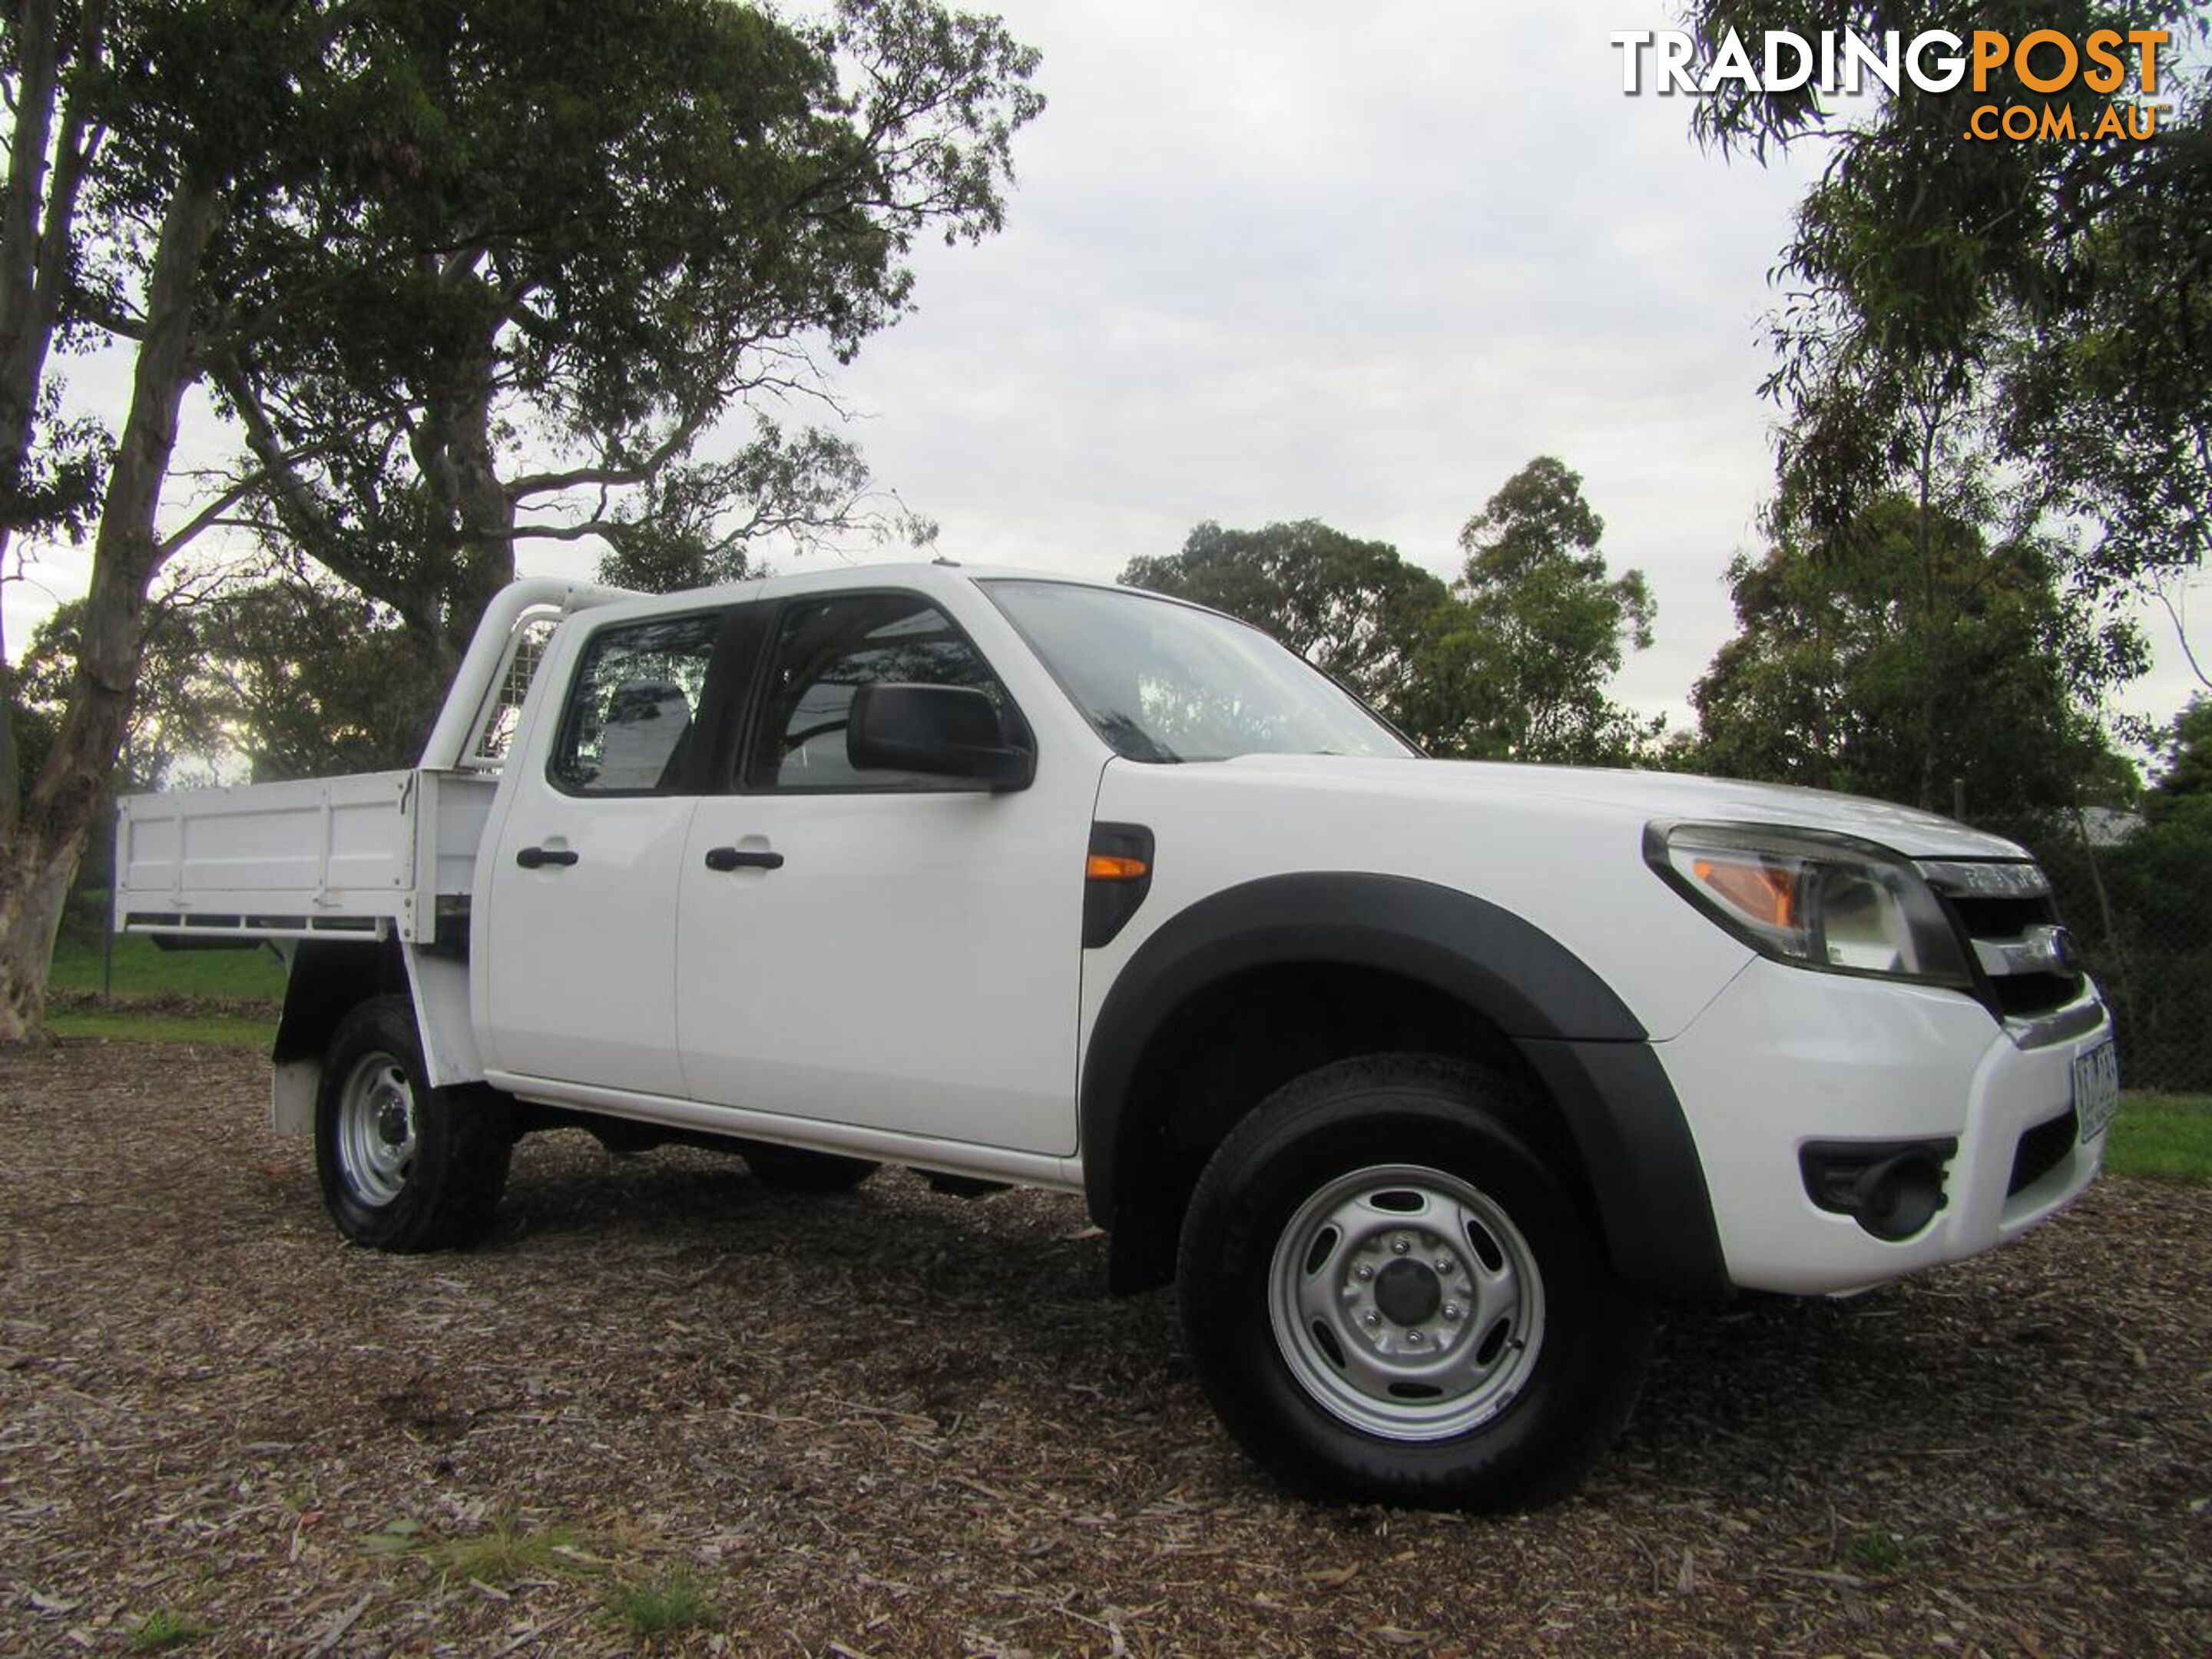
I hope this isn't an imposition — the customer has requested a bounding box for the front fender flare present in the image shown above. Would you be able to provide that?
[1078,873,1727,1300]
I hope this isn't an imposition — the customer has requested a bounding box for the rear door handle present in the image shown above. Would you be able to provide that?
[704,846,784,873]
[515,845,580,869]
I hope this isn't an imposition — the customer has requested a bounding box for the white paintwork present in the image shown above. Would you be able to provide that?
[116,559,2108,1303]
[482,788,700,1098]
[1084,755,1761,1048]
[1654,959,2111,1293]
[674,575,1102,1155]
[402,948,480,1089]
[114,770,414,932]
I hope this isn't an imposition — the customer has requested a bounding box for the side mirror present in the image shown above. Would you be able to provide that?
[847,683,1035,790]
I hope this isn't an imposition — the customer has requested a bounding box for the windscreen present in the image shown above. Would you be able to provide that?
[984,580,1416,763]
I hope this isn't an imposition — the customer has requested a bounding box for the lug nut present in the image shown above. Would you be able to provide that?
[1355,1264,1373,1281]
[1442,1303,1461,1321]
[1435,1257,1454,1274]
[1406,1330,1423,1346]
[1363,1310,1382,1328]
[1391,1237,1410,1256]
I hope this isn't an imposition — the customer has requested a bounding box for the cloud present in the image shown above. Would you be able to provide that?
[8,0,2198,735]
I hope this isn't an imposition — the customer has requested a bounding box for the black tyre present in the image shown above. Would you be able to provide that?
[1177,1053,1651,1511]
[736,1139,880,1193]
[316,995,514,1251]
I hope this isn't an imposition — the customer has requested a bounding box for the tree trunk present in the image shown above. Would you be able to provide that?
[0,174,224,1045]
[1,0,68,842]
[432,355,519,684]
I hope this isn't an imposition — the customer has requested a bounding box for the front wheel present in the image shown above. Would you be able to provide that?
[1177,1054,1651,1511]
[316,995,514,1251]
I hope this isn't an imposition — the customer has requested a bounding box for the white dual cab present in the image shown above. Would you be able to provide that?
[114,562,2118,1509]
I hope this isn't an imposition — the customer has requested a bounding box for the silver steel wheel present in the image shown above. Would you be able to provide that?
[334,1051,419,1208]
[1267,1162,1547,1442]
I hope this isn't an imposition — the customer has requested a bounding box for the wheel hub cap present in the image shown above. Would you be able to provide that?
[335,1053,418,1209]
[1267,1164,1547,1442]
[1373,1257,1442,1326]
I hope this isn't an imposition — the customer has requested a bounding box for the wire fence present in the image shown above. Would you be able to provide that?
[1975,811,2212,1094]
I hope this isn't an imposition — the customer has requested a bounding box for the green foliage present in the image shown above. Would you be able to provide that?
[2147,698,2212,817]
[2106,1095,2212,1184]
[216,0,1045,683]
[369,1512,594,1586]
[128,1611,211,1653]
[594,421,872,594]
[1409,457,1659,763]
[608,1568,717,1638]
[2000,765,2212,1091]
[190,579,430,780]
[16,594,227,790]
[44,1007,275,1045]
[1127,460,1657,764]
[1841,1528,1906,1577]
[20,574,428,781]
[1121,519,1449,722]
[47,931,286,1002]
[1692,493,2141,813]
[1679,3,2210,655]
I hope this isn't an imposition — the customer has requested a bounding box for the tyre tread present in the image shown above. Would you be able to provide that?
[1176,1051,1651,1512]
[316,995,512,1253]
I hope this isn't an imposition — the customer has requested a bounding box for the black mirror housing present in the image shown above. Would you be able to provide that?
[847,683,1035,790]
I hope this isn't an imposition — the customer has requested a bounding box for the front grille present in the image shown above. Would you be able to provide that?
[2008,1107,2079,1195]
[1985,969,2081,1019]
[1919,863,2084,1021]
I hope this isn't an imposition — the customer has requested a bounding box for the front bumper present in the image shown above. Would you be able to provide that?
[1654,959,2111,1295]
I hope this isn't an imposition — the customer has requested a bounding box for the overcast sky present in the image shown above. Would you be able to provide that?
[5,0,2201,737]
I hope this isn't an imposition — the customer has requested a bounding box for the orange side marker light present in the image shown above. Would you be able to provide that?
[1086,853,1151,882]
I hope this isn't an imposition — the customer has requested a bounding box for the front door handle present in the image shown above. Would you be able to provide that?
[515,845,580,869]
[704,846,784,873]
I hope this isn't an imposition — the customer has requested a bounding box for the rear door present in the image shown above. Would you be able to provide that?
[674,587,1094,1154]
[481,605,737,1095]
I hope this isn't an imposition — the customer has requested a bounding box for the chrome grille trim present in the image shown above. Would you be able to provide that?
[1972,925,2072,979]
[2005,994,2106,1051]
[1915,859,2051,899]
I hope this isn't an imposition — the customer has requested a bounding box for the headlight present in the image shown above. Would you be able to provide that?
[1644,823,1972,988]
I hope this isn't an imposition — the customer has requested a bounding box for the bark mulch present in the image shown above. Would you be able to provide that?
[2,1040,2206,1657]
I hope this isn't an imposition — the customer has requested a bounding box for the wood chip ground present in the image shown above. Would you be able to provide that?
[2,1041,2207,1656]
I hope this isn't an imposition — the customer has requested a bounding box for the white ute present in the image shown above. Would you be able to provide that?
[114,563,2118,1508]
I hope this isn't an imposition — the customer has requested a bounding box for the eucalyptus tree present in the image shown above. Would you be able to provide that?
[0,0,1041,1041]
[1677,3,2210,661]
[1406,457,1657,764]
[1123,520,1449,724]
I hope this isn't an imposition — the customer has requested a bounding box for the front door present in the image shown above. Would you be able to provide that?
[675,588,1093,1155]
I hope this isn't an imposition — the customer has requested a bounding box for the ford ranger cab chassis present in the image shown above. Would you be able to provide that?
[114,563,2118,1509]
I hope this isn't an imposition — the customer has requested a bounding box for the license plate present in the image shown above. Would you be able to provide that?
[2073,1038,2121,1142]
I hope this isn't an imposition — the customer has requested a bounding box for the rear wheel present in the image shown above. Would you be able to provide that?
[316,995,513,1250]
[1177,1053,1651,1510]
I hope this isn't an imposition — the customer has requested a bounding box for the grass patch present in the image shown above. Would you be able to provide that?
[1840,1528,1906,1576]
[607,1568,717,1640]
[48,932,286,1002]
[46,1008,276,1049]
[129,1611,212,1651]
[2107,1094,2212,1185]
[367,1515,600,1588]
